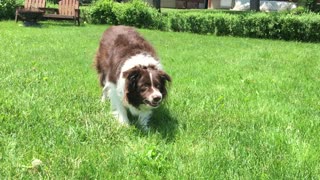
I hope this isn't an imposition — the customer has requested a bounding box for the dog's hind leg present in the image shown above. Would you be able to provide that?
[101,75,111,102]
[112,105,129,125]
[99,72,109,102]
[101,84,109,102]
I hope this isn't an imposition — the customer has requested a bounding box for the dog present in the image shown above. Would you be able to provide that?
[94,26,171,130]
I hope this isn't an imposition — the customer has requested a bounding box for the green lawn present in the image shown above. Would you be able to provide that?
[0,21,320,179]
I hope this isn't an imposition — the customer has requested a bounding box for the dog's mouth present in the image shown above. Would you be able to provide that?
[143,100,160,108]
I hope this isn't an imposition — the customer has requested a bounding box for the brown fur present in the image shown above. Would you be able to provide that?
[94,25,158,86]
[94,25,171,112]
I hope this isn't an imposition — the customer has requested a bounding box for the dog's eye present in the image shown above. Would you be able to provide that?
[140,85,148,92]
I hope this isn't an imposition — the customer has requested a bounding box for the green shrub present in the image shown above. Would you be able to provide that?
[212,13,232,36]
[283,13,320,41]
[226,14,243,37]
[86,0,320,42]
[169,13,190,32]
[167,11,320,42]
[88,0,167,30]
[169,13,240,36]
[116,0,166,30]
[88,0,116,24]
[305,14,320,40]
[278,14,305,41]
[241,13,277,39]
[0,0,16,20]
[297,0,318,11]
[290,6,308,15]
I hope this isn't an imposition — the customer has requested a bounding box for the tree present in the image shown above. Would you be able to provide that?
[153,0,161,12]
[250,0,260,11]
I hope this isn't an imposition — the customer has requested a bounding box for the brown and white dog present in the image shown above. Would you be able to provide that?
[94,26,171,129]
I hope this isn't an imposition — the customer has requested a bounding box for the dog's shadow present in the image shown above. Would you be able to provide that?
[150,106,178,142]
[130,105,178,142]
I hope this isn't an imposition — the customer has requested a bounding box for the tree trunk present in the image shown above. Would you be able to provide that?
[153,0,161,12]
[250,0,260,11]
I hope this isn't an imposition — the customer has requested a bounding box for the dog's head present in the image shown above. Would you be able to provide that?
[123,65,171,109]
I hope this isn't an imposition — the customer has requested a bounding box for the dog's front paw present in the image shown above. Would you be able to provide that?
[141,125,151,132]
[138,112,152,131]
[112,110,129,125]
[101,94,108,102]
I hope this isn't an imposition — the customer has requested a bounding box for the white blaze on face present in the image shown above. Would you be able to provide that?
[147,71,162,103]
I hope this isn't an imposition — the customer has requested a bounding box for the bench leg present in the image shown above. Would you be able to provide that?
[15,12,18,23]
[74,17,80,26]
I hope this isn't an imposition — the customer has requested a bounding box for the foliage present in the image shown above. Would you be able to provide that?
[85,0,320,42]
[289,6,308,14]
[166,11,320,42]
[0,0,16,19]
[87,0,167,30]
[297,0,319,12]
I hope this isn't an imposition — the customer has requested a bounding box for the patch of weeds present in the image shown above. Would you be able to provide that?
[132,145,170,178]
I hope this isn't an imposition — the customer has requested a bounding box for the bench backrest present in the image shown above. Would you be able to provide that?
[58,0,79,16]
[24,0,46,9]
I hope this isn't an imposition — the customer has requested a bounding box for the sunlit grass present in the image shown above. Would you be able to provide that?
[0,21,319,178]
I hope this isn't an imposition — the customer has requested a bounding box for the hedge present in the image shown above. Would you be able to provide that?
[0,0,16,20]
[167,12,320,42]
[86,0,167,30]
[85,0,320,42]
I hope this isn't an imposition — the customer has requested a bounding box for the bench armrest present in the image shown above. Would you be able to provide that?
[75,8,80,17]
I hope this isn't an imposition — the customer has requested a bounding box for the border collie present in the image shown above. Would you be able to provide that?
[94,26,171,130]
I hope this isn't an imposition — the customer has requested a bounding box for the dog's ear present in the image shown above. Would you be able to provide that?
[123,67,141,81]
[159,70,171,83]
[123,67,141,90]
[157,70,171,99]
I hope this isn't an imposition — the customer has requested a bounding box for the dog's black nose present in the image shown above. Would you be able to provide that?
[153,96,162,103]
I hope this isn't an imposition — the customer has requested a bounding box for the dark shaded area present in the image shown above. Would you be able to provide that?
[250,0,260,11]
[128,105,178,142]
[23,21,42,27]
[149,105,178,142]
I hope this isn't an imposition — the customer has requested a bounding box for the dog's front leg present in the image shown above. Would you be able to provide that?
[108,84,129,125]
[138,111,152,131]
[110,97,129,124]
[110,97,129,125]
[112,104,129,125]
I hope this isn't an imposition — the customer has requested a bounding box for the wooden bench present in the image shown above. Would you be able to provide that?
[15,0,46,22]
[42,0,80,26]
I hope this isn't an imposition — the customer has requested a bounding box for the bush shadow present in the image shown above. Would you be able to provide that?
[38,21,84,28]
[22,21,43,28]
[20,21,81,28]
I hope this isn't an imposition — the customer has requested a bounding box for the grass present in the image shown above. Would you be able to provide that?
[0,21,320,179]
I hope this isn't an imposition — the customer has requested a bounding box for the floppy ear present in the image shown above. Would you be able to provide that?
[159,70,171,83]
[157,71,171,99]
[123,67,141,90]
